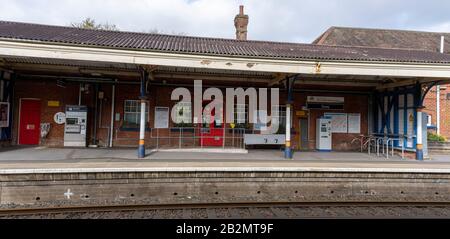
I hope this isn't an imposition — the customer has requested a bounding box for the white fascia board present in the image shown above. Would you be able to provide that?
[1,39,450,78]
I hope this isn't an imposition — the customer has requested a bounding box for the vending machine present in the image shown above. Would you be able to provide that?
[316,117,332,151]
[64,105,87,147]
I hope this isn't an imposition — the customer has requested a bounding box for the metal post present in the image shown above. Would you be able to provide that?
[138,69,148,158]
[78,83,82,106]
[92,84,99,146]
[284,103,292,158]
[416,106,424,161]
[138,99,146,158]
[109,83,115,148]
[437,85,440,135]
[232,128,235,148]
[223,126,226,149]
[179,128,181,149]
[156,129,159,149]
[437,36,444,135]
[284,77,295,159]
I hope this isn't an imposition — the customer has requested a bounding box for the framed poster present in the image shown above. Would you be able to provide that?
[0,102,9,128]
[154,107,169,129]
[347,113,361,133]
[324,112,347,133]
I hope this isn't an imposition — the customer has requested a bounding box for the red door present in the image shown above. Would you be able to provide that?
[19,99,41,145]
[199,101,224,147]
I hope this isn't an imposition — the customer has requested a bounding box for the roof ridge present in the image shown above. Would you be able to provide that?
[2,20,445,54]
[330,25,450,35]
[1,20,450,64]
[0,20,310,46]
[316,42,442,53]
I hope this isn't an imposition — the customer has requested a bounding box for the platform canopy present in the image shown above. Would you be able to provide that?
[1,21,450,90]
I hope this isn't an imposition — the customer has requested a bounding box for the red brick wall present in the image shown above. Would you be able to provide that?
[292,92,369,151]
[13,78,79,146]
[12,78,370,151]
[423,84,450,139]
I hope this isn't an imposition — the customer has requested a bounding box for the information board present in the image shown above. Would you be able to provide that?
[347,113,361,133]
[0,102,9,128]
[154,107,169,129]
[324,113,347,133]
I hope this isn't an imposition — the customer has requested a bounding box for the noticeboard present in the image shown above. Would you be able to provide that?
[324,113,347,133]
[0,102,9,128]
[154,107,169,129]
[347,113,361,133]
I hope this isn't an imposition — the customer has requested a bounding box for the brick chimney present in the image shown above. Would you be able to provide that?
[234,5,249,40]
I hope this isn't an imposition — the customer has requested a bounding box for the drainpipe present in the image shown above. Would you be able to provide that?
[109,82,115,148]
[138,69,148,158]
[437,36,444,135]
[91,84,99,146]
[78,83,82,105]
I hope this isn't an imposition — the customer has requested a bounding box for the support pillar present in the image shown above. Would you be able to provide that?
[138,69,148,158]
[138,99,146,158]
[284,77,295,159]
[284,102,292,159]
[416,106,424,161]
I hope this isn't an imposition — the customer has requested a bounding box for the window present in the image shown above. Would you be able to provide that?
[123,100,148,127]
[173,102,192,127]
[427,115,432,126]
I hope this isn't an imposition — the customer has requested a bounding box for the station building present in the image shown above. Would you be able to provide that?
[1,7,450,160]
[314,26,450,139]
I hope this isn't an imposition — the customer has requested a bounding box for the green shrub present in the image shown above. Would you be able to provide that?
[428,132,447,142]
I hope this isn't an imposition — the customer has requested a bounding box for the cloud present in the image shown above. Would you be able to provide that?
[1,0,450,43]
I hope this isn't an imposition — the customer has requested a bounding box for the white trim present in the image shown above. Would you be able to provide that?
[2,39,450,79]
[17,98,40,145]
[1,166,450,174]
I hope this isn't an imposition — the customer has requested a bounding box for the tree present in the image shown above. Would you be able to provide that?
[70,17,118,31]
[146,28,187,36]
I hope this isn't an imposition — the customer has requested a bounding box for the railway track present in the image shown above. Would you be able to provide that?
[1,202,450,219]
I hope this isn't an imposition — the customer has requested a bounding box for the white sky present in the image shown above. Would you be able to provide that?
[1,0,450,43]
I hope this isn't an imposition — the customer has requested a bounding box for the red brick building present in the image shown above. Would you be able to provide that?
[314,26,450,139]
[1,8,450,160]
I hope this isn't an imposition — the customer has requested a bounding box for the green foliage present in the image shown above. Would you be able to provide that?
[428,132,447,142]
[71,17,118,30]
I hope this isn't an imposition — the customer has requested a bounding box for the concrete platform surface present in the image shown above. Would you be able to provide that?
[0,147,450,173]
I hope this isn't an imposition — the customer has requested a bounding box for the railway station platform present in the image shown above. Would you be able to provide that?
[0,146,449,173]
[1,147,450,210]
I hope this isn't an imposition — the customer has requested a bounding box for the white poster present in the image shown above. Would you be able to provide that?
[0,102,9,128]
[324,113,347,133]
[154,107,169,129]
[347,113,361,133]
[407,109,414,148]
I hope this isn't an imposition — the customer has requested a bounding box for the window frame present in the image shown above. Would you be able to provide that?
[123,99,149,128]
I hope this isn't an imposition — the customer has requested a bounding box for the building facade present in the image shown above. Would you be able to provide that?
[1,14,450,160]
[314,26,450,139]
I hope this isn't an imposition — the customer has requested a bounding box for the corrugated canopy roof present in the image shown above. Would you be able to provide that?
[1,21,450,64]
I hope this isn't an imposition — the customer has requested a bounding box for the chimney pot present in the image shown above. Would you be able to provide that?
[239,5,244,15]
